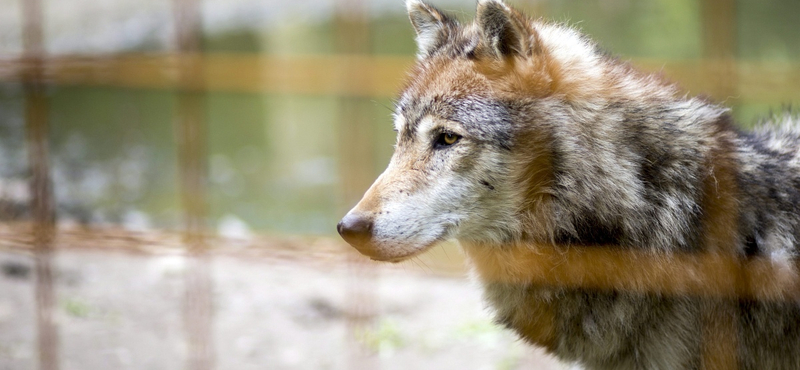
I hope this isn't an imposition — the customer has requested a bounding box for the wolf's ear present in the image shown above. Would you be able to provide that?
[476,0,532,58]
[407,0,456,59]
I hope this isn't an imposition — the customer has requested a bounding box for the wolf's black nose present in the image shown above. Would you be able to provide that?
[337,213,373,247]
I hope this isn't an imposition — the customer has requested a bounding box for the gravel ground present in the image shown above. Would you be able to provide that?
[0,248,576,370]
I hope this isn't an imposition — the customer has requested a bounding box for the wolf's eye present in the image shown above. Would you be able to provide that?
[435,132,460,148]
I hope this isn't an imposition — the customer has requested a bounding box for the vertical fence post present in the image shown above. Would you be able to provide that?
[700,0,739,101]
[334,1,380,369]
[21,0,59,369]
[699,2,739,368]
[172,0,214,369]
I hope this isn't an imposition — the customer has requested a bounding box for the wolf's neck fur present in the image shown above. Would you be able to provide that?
[490,21,732,252]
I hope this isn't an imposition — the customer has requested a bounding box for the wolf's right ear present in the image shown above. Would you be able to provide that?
[407,0,456,59]
[476,0,533,58]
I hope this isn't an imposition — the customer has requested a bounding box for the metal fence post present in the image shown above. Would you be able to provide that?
[334,0,380,368]
[699,0,739,368]
[21,0,59,369]
[172,0,214,369]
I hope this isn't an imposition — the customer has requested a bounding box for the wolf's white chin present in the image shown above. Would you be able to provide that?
[368,247,431,263]
[364,236,446,262]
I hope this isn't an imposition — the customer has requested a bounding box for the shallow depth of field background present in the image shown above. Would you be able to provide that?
[0,0,798,369]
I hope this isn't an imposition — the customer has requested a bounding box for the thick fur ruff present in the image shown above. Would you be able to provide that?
[338,1,800,369]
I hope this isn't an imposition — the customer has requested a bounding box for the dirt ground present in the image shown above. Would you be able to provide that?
[0,244,577,370]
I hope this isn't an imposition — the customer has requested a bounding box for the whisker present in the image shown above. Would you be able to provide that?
[440,243,452,263]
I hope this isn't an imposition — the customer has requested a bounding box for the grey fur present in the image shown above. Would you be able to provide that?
[342,1,800,369]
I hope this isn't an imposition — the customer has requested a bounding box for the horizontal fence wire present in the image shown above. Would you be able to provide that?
[2,224,797,301]
[0,55,798,101]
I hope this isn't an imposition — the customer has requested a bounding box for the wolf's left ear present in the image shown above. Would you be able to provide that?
[476,0,534,58]
[407,0,457,59]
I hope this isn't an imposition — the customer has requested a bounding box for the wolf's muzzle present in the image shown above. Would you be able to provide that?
[337,213,376,256]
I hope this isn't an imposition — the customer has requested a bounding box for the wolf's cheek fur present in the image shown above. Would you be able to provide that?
[340,159,458,261]
[342,136,517,261]
[369,172,465,259]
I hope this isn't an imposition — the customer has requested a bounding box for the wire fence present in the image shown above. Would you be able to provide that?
[0,0,799,369]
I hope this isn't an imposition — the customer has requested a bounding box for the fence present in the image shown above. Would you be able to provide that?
[0,0,799,369]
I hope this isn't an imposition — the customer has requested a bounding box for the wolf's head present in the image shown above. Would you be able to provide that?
[337,0,664,261]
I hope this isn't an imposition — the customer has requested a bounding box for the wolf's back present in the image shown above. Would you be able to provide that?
[735,113,800,260]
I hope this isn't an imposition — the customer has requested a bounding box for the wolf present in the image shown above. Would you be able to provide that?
[337,1,800,369]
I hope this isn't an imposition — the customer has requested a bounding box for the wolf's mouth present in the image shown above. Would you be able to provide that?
[367,243,436,263]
